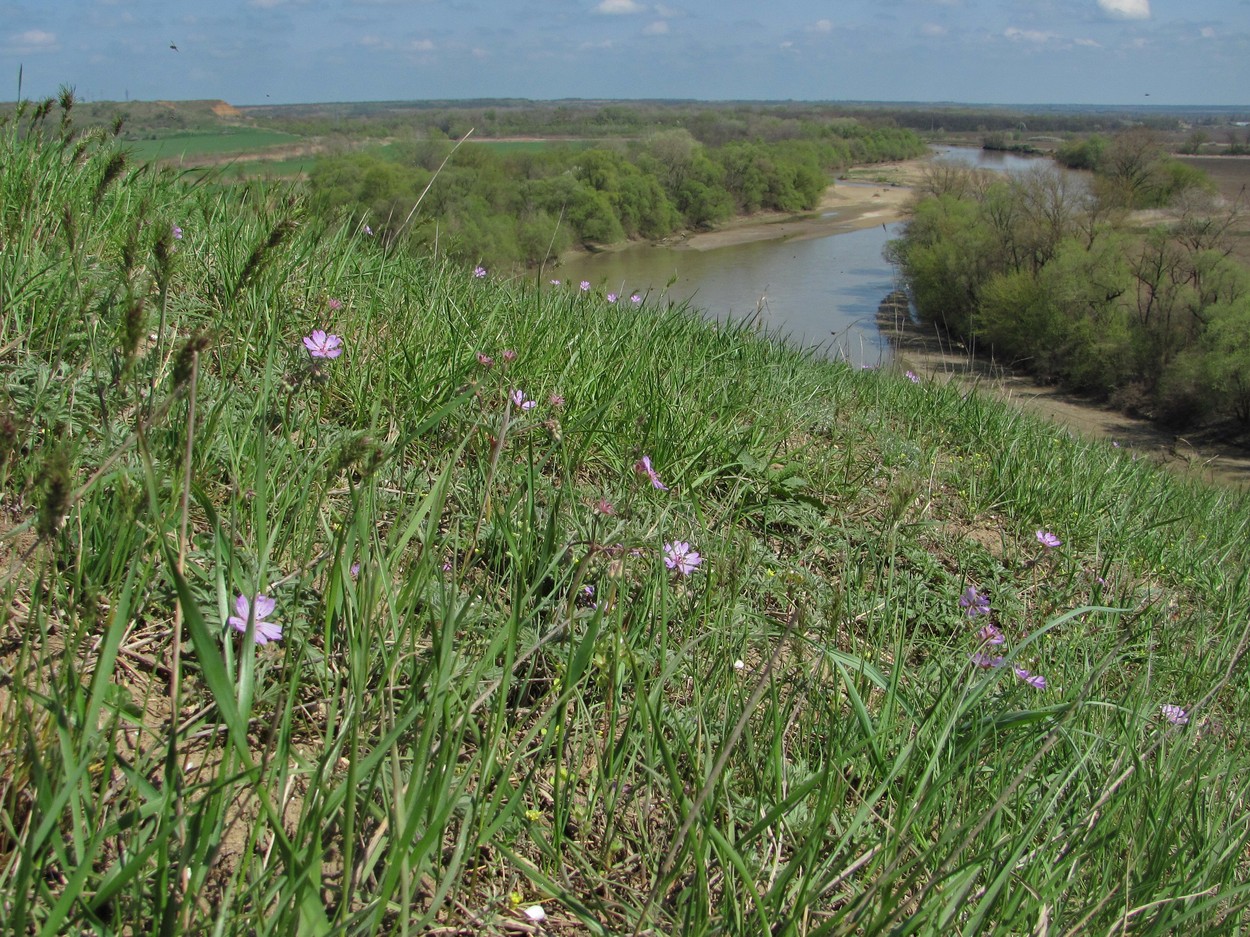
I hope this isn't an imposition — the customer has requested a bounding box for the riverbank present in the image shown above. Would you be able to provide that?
[670,157,931,252]
[876,292,1250,489]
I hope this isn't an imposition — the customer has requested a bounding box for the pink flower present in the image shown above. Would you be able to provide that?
[476,352,494,368]
[1160,704,1189,725]
[971,651,1003,669]
[975,624,1005,645]
[635,455,668,491]
[664,541,702,576]
[303,329,343,359]
[905,370,920,384]
[593,498,615,516]
[328,298,343,311]
[548,393,565,407]
[579,280,591,292]
[171,224,184,240]
[1014,666,1047,689]
[227,594,282,645]
[501,349,517,363]
[550,279,561,285]
[473,265,487,278]
[630,293,642,304]
[1036,530,1062,549]
[606,293,618,303]
[510,389,536,410]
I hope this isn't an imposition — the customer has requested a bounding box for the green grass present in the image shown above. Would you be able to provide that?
[125,128,302,161]
[3,97,1250,935]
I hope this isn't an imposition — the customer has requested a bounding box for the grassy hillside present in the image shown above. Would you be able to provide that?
[2,99,1249,935]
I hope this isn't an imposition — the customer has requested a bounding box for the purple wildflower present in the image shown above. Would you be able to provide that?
[364,224,374,236]
[550,279,561,285]
[663,541,702,576]
[971,651,1004,669]
[959,586,991,617]
[1036,530,1062,549]
[350,562,361,578]
[227,593,282,645]
[606,293,618,303]
[579,280,591,292]
[509,389,537,410]
[630,293,642,304]
[905,370,920,384]
[172,224,184,240]
[328,298,343,311]
[303,329,343,359]
[593,497,615,516]
[635,455,668,491]
[548,393,565,407]
[501,349,517,363]
[975,623,1005,645]
[1014,666,1047,689]
[476,352,494,368]
[1160,704,1189,725]
[473,265,487,278]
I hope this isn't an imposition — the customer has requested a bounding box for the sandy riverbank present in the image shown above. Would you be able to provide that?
[671,157,930,252]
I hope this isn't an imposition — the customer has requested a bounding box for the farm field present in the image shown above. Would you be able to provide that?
[124,128,302,162]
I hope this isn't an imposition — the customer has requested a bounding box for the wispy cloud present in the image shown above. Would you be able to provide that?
[812,19,833,33]
[596,0,645,14]
[10,29,59,52]
[920,23,947,37]
[1005,27,1057,43]
[1097,0,1151,20]
[643,20,669,35]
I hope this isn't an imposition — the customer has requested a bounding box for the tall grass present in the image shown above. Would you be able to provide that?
[2,98,1248,935]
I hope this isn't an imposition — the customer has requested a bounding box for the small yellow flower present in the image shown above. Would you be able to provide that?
[525,808,542,822]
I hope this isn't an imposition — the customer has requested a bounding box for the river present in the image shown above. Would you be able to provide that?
[556,146,1057,367]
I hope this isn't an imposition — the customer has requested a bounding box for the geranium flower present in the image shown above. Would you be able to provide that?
[664,541,702,575]
[630,293,642,304]
[1160,703,1189,725]
[606,293,618,303]
[959,586,991,617]
[1014,666,1046,689]
[227,593,282,644]
[509,389,536,410]
[635,455,668,490]
[1036,530,1061,549]
[579,280,591,292]
[303,329,343,359]
[473,265,487,278]
[975,623,1005,645]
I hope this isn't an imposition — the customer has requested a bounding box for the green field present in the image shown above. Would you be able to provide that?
[124,128,302,161]
[5,98,1250,935]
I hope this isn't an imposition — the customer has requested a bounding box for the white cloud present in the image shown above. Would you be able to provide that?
[410,39,434,51]
[1097,0,1151,20]
[1201,26,1216,38]
[248,0,287,7]
[1005,27,1056,43]
[596,0,644,13]
[12,29,58,51]
[654,3,680,17]
[813,19,833,33]
[643,20,669,35]
[920,22,947,37]
[1075,37,1102,47]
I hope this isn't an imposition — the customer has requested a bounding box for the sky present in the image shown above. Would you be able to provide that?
[3,0,1248,107]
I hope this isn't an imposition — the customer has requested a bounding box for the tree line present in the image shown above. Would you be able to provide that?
[890,140,1248,428]
[307,121,927,267]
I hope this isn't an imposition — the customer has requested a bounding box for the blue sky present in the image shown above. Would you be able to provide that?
[3,0,1248,106]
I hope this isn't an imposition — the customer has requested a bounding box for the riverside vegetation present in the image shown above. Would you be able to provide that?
[890,130,1250,431]
[3,94,1250,934]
